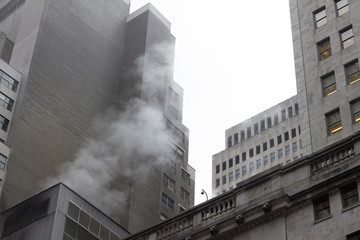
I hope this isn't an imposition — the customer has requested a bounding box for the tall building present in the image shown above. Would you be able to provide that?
[212,0,360,196]
[0,0,194,234]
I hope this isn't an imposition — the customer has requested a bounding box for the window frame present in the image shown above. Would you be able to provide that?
[345,60,360,85]
[340,26,355,49]
[326,109,342,135]
[314,7,327,28]
[317,38,332,61]
[335,0,349,16]
[341,182,359,208]
[321,71,337,96]
[350,98,360,124]
[313,195,331,221]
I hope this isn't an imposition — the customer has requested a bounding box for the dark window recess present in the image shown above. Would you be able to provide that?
[247,127,251,138]
[240,130,245,141]
[347,230,360,240]
[229,158,233,168]
[242,152,246,161]
[295,103,299,115]
[228,136,232,148]
[222,162,226,171]
[281,110,286,121]
[235,155,240,164]
[341,183,359,208]
[215,164,220,174]
[254,123,259,134]
[285,131,289,141]
[249,148,254,158]
[291,128,296,138]
[234,133,239,144]
[288,106,293,118]
[298,126,301,135]
[314,195,331,220]
[263,142,268,151]
[270,139,274,148]
[261,120,265,131]
[278,135,282,144]
[256,145,260,155]
[274,113,279,125]
[267,117,272,128]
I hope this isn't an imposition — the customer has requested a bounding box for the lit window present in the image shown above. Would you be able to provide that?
[335,0,349,16]
[235,169,240,179]
[285,145,290,156]
[256,159,261,169]
[235,155,240,164]
[293,142,298,152]
[0,154,7,170]
[270,152,275,162]
[229,158,233,168]
[161,193,174,211]
[345,60,360,85]
[314,7,327,28]
[326,109,342,135]
[250,162,254,173]
[181,169,191,185]
[351,98,360,123]
[313,195,331,220]
[318,38,332,61]
[322,72,337,96]
[242,166,247,176]
[263,142,267,151]
[263,156,268,166]
[0,115,9,132]
[278,149,283,159]
[0,70,18,92]
[340,26,355,49]
[341,183,359,208]
[222,175,226,184]
[215,178,220,188]
[216,164,220,174]
[180,188,190,204]
[163,174,175,192]
[229,172,233,182]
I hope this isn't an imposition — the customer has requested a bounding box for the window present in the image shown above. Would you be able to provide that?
[240,130,245,141]
[321,72,337,96]
[263,142,267,151]
[242,152,246,161]
[215,178,220,188]
[326,109,342,135]
[293,142,298,153]
[318,38,332,61]
[335,0,349,16]
[168,160,176,173]
[267,117,272,128]
[340,26,355,49]
[161,193,174,211]
[341,183,359,208]
[295,103,299,115]
[285,145,290,156]
[286,160,291,164]
[288,106,293,118]
[163,174,175,192]
[181,169,191,185]
[228,136,232,148]
[291,128,296,138]
[274,113,279,125]
[314,7,327,28]
[281,110,286,121]
[235,169,240,179]
[347,230,360,240]
[242,166,247,176]
[256,159,261,169]
[270,139,274,148]
[229,172,233,182]
[0,70,18,92]
[247,127,251,138]
[313,195,331,220]
[216,164,220,174]
[285,131,289,141]
[167,105,178,120]
[0,115,9,132]
[234,133,239,144]
[166,120,184,143]
[299,125,301,135]
[264,156,268,166]
[254,123,259,134]
[229,158,233,168]
[222,175,226,185]
[261,120,265,131]
[278,135,282,144]
[249,148,254,158]
[270,152,275,162]
[256,145,260,155]
[351,98,360,123]
[160,214,167,221]
[278,149,283,159]
[0,154,7,170]
[222,162,226,171]
[235,155,240,164]
[0,92,14,111]
[345,60,360,85]
[180,188,190,204]
[250,162,254,173]
[169,142,184,161]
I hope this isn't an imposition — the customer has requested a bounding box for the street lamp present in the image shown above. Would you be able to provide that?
[201,189,208,201]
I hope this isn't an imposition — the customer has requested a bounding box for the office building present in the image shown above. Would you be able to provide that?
[0,0,194,234]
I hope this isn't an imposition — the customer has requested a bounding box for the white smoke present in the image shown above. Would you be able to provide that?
[47,41,175,216]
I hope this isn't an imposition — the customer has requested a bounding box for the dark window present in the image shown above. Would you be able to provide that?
[322,72,337,96]
[270,139,274,148]
[314,195,331,220]
[318,38,332,61]
[229,158,233,168]
[0,70,18,92]
[299,126,301,135]
[256,159,261,169]
[326,109,342,135]
[242,152,246,161]
[222,162,226,171]
[222,175,226,184]
[242,166,247,176]
[163,174,175,192]
[285,131,289,141]
[247,127,251,138]
[256,145,260,155]
[181,169,191,184]
[229,172,233,182]
[263,156,268,166]
[341,183,359,208]
[0,115,9,132]
[166,120,184,143]
[288,106,293,118]
[351,98,360,123]
[278,149,283,159]
[250,162,254,173]
[254,123,259,134]
[235,169,240,179]
[270,152,275,162]
[216,164,220,174]
[228,136,232,148]
[281,110,286,121]
[240,130,245,141]
[274,113,279,125]
[291,128,296,138]
[234,133,239,144]
[335,0,349,16]
[267,117,272,128]
[235,155,240,164]
[161,193,174,211]
[215,178,220,188]
[345,60,360,85]
[0,154,7,170]
[347,230,360,240]
[180,188,190,204]
[249,148,254,158]
[0,92,14,111]
[278,135,282,144]
[295,103,299,115]
[263,142,268,151]
[340,26,355,49]
[261,120,265,131]
[314,7,327,28]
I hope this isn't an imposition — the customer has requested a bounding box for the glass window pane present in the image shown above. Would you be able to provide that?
[341,28,353,41]
[64,217,77,238]
[338,5,349,16]
[67,202,80,221]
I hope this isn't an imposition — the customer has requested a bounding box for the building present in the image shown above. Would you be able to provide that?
[124,130,360,240]
[0,183,130,240]
[0,0,194,234]
[212,0,360,195]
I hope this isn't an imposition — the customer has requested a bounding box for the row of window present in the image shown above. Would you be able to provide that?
[163,173,190,204]
[326,99,360,135]
[314,0,349,29]
[218,128,300,174]
[227,104,299,148]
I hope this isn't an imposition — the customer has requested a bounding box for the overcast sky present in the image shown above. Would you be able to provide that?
[130,0,297,204]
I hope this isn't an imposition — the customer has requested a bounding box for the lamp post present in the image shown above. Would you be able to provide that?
[201,189,208,201]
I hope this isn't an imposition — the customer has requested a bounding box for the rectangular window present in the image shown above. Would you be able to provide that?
[215,178,220,188]
[327,109,342,135]
[322,72,337,96]
[295,103,299,115]
[256,145,260,155]
[181,169,191,185]
[222,175,226,185]
[180,188,190,204]
[281,110,286,121]
[235,155,240,164]
[161,193,174,211]
[0,92,14,111]
[314,195,331,220]
[263,155,268,166]
[168,160,176,173]
[351,98,360,123]
[288,106,293,118]
[335,0,349,16]
[291,128,296,138]
[285,131,289,141]
[242,152,246,161]
[247,127,251,138]
[235,169,240,179]
[166,120,184,143]
[249,148,254,158]
[229,172,233,182]
[216,164,220,174]
[270,152,275,162]
[242,166,247,176]
[0,154,6,170]
[229,158,233,168]
[293,142,298,153]
[256,159,261,169]
[345,60,360,85]
[318,38,332,61]
[263,142,267,151]
[240,130,245,141]
[270,139,274,148]
[222,162,226,171]
[167,105,179,120]
[267,117,272,128]
[0,115,9,132]
[228,136,232,148]
[0,70,18,92]
[163,174,175,192]
[250,162,254,173]
[169,142,184,161]
[254,123,259,134]
[314,7,327,28]
[278,149,283,159]
[274,113,279,125]
[341,183,359,208]
[261,120,265,131]
[340,26,355,49]
[278,135,282,144]
[234,133,239,144]
[285,145,290,156]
